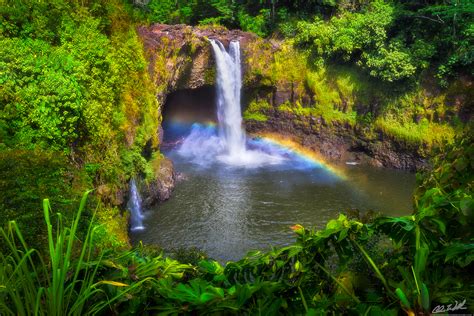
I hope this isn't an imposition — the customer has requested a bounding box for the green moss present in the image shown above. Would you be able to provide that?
[271,42,308,95]
[248,99,273,112]
[306,69,340,108]
[244,112,268,122]
[278,100,357,126]
[146,152,167,183]
[204,67,216,85]
[93,206,130,250]
[243,100,272,122]
[243,40,274,86]
[0,149,89,251]
[375,116,455,147]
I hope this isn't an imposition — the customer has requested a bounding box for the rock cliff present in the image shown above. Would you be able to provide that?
[138,23,428,171]
[138,24,262,102]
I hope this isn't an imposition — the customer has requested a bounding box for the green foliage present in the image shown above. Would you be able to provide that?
[145,0,236,26]
[0,149,88,251]
[0,0,160,190]
[238,9,270,37]
[414,127,473,241]
[411,1,474,84]
[147,0,177,23]
[291,0,472,84]
[0,192,105,315]
[0,38,83,150]
[1,135,473,313]
[293,0,433,82]
[375,116,455,147]
[362,41,417,82]
[168,247,208,266]
[244,100,271,122]
[295,1,394,57]
[362,39,435,82]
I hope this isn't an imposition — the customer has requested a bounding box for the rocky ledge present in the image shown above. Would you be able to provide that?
[246,110,428,171]
[138,24,262,100]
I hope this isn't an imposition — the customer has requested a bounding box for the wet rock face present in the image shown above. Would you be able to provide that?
[141,157,176,207]
[246,109,428,171]
[138,24,259,96]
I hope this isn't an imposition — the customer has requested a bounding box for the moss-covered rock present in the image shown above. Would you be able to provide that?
[141,155,176,207]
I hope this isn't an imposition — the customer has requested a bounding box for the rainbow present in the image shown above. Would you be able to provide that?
[168,119,217,128]
[164,121,346,179]
[255,133,347,179]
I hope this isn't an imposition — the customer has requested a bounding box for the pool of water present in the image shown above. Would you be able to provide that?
[131,123,416,262]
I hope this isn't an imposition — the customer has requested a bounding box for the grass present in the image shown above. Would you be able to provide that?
[243,111,268,122]
[278,101,357,126]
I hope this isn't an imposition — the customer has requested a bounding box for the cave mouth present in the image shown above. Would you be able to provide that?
[161,86,254,145]
[162,86,217,145]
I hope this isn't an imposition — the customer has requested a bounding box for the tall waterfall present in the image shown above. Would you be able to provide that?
[210,40,246,158]
[178,39,283,167]
[128,178,144,231]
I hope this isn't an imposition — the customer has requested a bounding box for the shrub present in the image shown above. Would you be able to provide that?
[238,9,270,37]
[0,149,88,251]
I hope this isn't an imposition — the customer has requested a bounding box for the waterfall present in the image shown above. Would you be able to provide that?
[177,39,283,167]
[128,178,144,231]
[210,39,246,158]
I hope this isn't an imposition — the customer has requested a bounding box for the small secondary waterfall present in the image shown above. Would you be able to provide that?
[210,39,246,158]
[128,178,144,231]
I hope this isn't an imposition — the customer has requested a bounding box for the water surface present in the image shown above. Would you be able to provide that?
[132,40,415,262]
[132,124,415,262]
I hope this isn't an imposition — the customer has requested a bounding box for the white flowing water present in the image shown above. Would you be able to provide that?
[212,40,245,157]
[128,178,145,231]
[178,39,282,167]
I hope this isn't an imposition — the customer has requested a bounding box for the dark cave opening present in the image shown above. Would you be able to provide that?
[163,86,217,126]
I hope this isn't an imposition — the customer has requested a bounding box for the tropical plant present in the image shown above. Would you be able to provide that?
[0,191,105,315]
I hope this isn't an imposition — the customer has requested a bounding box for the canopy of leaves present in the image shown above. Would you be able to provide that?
[137,0,473,83]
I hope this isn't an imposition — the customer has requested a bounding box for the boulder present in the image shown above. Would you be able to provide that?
[142,157,176,207]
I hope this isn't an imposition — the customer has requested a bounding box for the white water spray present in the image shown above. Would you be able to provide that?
[128,178,145,231]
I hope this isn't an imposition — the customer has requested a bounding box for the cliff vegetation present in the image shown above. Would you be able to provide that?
[0,0,472,314]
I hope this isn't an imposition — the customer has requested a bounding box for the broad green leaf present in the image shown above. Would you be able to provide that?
[395,288,411,309]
